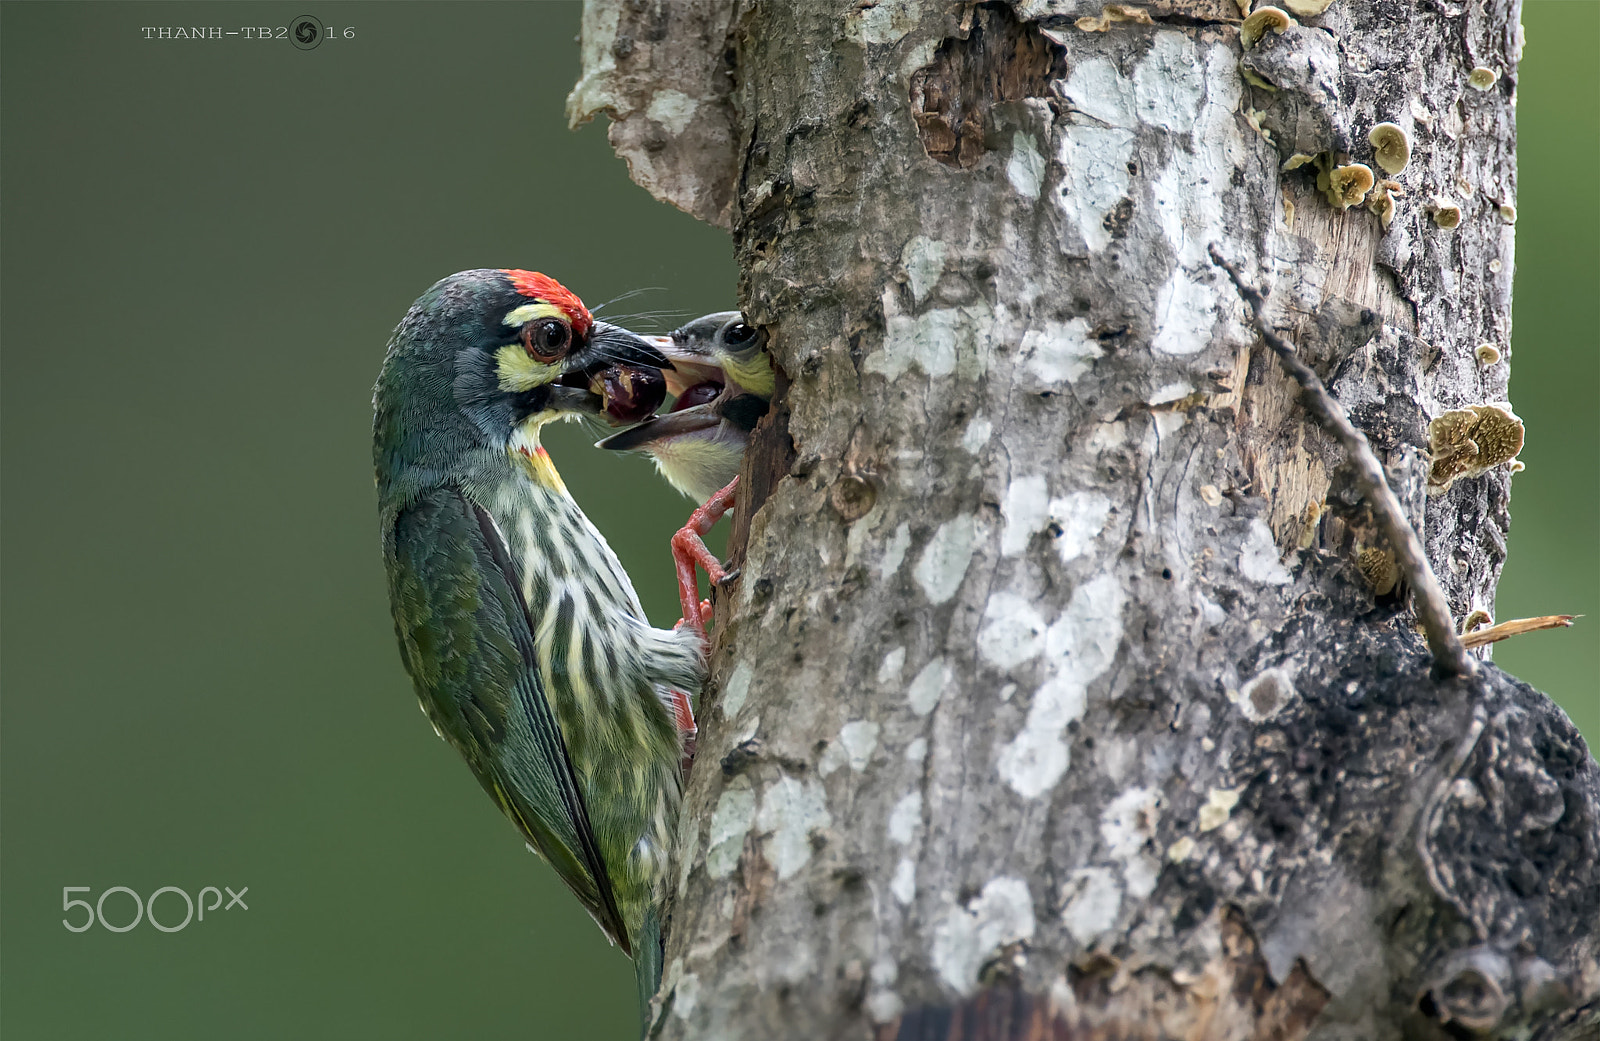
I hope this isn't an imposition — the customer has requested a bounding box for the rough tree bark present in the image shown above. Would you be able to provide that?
[569,2,1598,1039]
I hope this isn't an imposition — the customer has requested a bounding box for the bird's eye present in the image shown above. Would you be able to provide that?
[522,318,570,362]
[724,322,757,347]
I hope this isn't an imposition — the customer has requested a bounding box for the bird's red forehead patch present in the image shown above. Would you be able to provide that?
[502,269,593,338]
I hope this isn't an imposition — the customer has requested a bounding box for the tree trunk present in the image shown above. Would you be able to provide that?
[569,2,1598,1039]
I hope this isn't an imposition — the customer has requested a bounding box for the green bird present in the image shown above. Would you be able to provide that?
[373,269,701,1023]
[595,312,773,636]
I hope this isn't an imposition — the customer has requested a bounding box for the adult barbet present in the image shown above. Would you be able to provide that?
[373,269,702,1024]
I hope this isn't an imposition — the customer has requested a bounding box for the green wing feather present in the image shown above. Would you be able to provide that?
[386,484,630,952]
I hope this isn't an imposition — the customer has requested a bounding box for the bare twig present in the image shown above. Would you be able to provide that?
[1209,246,1476,679]
[1461,614,1578,649]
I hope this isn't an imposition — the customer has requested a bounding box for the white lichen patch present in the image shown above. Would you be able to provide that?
[905,737,928,762]
[881,522,912,579]
[819,720,881,776]
[978,593,1048,669]
[1051,491,1113,563]
[1154,410,1188,438]
[758,775,833,880]
[1101,786,1161,859]
[1100,785,1163,899]
[930,877,1037,994]
[1151,268,1216,356]
[1239,518,1292,584]
[676,817,701,897]
[1064,56,1136,126]
[867,303,955,380]
[706,782,757,879]
[961,416,993,453]
[867,291,996,381]
[866,951,904,1020]
[1149,381,1194,406]
[1021,317,1103,385]
[889,791,923,844]
[891,856,917,905]
[998,478,1113,563]
[914,514,982,604]
[1133,32,1205,132]
[1060,866,1122,945]
[1007,131,1046,200]
[645,89,699,135]
[848,0,920,45]
[1055,126,1136,252]
[1198,786,1242,831]
[901,236,949,305]
[866,955,901,1020]
[1047,572,1129,668]
[878,646,907,685]
[998,574,1126,798]
[1238,667,1297,721]
[867,989,904,1023]
[1001,476,1051,557]
[1141,43,1241,355]
[721,661,753,719]
[671,971,701,1020]
[907,657,953,716]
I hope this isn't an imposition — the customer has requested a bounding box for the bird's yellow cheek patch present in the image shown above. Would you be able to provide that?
[725,352,776,398]
[495,344,561,392]
[497,302,575,390]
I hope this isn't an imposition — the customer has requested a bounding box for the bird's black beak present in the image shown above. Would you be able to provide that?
[576,322,674,372]
[549,323,674,420]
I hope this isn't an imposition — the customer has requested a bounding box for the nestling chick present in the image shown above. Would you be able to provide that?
[595,311,773,501]
[595,313,775,639]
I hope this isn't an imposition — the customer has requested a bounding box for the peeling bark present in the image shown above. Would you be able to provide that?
[570,2,1597,1038]
[567,0,741,226]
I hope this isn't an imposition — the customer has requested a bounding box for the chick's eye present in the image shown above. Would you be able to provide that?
[523,318,570,362]
[724,322,757,347]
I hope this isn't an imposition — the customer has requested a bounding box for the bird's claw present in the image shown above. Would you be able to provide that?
[672,478,740,648]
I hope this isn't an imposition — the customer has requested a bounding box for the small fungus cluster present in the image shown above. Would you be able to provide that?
[1356,546,1399,596]
[1240,6,1294,49]
[1430,197,1463,229]
[1284,131,1413,225]
[1366,179,1404,231]
[1426,403,1525,495]
[1367,123,1411,174]
[1316,156,1374,210]
[1075,4,1154,31]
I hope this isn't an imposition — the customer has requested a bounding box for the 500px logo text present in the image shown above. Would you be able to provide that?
[63,885,248,933]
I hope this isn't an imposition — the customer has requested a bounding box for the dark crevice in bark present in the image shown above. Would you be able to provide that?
[909,3,1067,169]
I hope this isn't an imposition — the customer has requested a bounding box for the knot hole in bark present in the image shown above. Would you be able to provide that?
[909,3,1066,170]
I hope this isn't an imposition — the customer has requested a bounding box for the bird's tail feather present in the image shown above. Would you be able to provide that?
[634,907,664,1038]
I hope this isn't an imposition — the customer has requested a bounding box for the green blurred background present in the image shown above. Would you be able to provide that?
[0,3,1592,1039]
